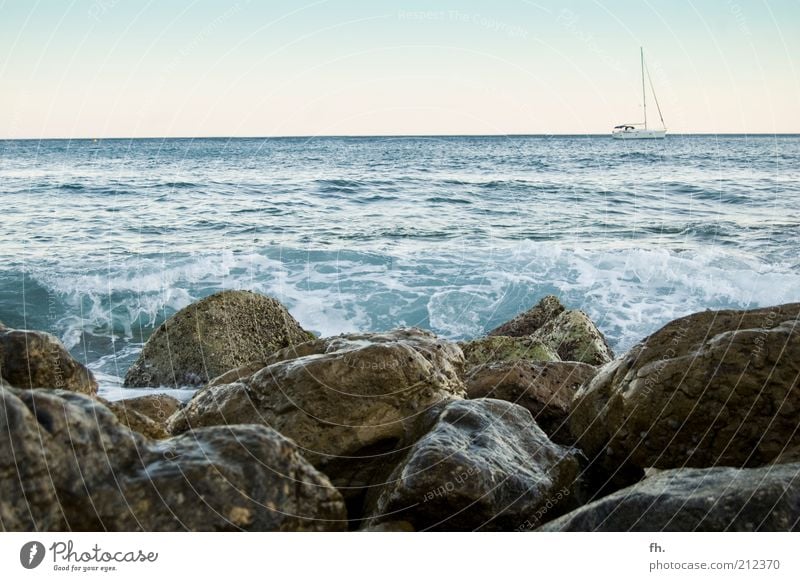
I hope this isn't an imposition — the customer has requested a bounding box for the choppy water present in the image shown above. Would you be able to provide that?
[2,135,799,398]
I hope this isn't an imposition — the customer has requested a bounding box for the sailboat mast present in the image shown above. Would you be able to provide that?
[641,47,647,129]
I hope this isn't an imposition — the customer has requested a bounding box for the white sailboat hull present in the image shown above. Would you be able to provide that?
[612,128,666,139]
[612,48,667,140]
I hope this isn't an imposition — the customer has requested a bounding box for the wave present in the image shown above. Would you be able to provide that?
[3,241,797,390]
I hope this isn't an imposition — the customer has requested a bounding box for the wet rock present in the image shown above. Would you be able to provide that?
[0,326,97,395]
[539,463,800,531]
[466,361,597,445]
[531,310,614,365]
[169,328,466,518]
[488,295,565,337]
[0,385,346,531]
[366,399,583,531]
[571,303,800,471]
[123,290,313,388]
[460,336,560,371]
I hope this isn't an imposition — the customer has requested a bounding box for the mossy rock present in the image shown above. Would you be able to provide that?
[460,336,560,372]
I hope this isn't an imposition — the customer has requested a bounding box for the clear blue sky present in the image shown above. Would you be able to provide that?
[1,0,798,137]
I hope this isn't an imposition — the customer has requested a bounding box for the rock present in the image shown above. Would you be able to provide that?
[531,310,614,365]
[770,445,800,465]
[571,303,800,472]
[366,399,583,531]
[169,328,467,518]
[0,385,346,531]
[207,361,267,387]
[123,290,313,388]
[539,463,800,531]
[99,395,182,439]
[0,326,97,395]
[466,361,597,445]
[206,341,336,388]
[486,296,613,365]
[460,336,560,371]
[113,393,182,424]
[360,521,415,532]
[488,295,565,337]
[102,399,170,439]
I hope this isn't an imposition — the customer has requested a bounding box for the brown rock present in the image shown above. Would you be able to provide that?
[102,399,170,439]
[169,328,467,519]
[123,290,313,388]
[114,393,182,424]
[571,303,800,472]
[531,310,614,365]
[0,385,346,531]
[488,295,565,337]
[0,327,97,395]
[466,361,597,444]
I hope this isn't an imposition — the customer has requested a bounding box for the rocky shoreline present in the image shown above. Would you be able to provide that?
[1,291,799,531]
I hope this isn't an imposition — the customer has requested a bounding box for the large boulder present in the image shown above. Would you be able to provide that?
[466,361,597,445]
[365,399,583,531]
[169,328,467,517]
[539,463,800,531]
[460,336,560,371]
[0,385,346,531]
[205,339,333,388]
[488,295,565,337]
[0,326,97,395]
[123,290,313,388]
[571,303,800,472]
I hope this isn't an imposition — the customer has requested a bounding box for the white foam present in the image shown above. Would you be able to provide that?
[22,241,800,387]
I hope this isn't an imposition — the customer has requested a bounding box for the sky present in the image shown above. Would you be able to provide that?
[1,0,799,137]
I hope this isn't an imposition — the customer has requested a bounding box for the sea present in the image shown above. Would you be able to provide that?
[1,135,799,400]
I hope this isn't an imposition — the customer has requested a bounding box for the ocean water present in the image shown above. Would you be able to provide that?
[1,135,799,399]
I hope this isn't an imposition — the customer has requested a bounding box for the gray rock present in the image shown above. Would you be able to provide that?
[466,361,597,445]
[123,290,313,388]
[539,463,800,531]
[0,385,346,531]
[0,326,97,395]
[571,303,800,471]
[366,399,583,531]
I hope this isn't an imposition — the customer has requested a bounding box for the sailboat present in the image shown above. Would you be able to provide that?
[612,47,666,139]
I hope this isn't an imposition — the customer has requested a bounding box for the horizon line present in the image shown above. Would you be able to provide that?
[3,132,800,141]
